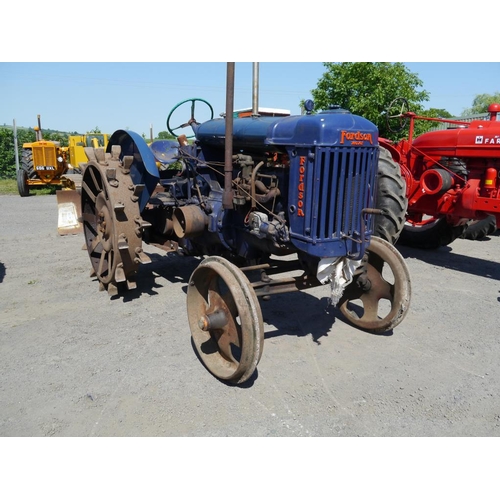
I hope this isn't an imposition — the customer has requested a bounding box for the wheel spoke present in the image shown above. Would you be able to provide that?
[81,212,97,225]
[97,249,107,278]
[82,181,97,203]
[339,236,411,333]
[88,234,102,255]
[359,291,384,322]
[215,328,237,362]
[367,266,393,301]
[88,166,102,194]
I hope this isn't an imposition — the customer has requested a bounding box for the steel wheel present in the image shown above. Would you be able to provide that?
[339,236,411,333]
[187,256,264,384]
[81,150,149,295]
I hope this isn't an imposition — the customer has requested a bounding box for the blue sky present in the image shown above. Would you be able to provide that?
[1,62,499,137]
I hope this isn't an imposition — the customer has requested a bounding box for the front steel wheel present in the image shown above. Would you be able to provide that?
[339,236,411,333]
[187,256,264,384]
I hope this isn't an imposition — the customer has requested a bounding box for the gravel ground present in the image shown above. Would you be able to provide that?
[1,193,500,439]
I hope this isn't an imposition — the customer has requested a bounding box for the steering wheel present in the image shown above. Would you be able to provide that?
[386,97,410,133]
[166,98,214,138]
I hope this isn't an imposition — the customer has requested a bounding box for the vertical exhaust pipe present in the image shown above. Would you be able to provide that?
[223,62,235,209]
[36,114,43,141]
[252,62,259,117]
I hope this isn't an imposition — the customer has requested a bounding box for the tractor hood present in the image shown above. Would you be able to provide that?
[413,119,500,158]
[194,110,378,152]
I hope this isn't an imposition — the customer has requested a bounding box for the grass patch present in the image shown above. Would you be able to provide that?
[0,178,58,196]
[0,179,18,195]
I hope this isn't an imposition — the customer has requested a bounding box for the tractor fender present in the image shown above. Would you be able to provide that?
[107,130,160,212]
[378,138,402,164]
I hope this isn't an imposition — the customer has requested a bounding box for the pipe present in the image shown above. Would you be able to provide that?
[252,62,259,117]
[13,119,19,173]
[223,62,235,209]
[251,161,265,210]
[36,114,42,141]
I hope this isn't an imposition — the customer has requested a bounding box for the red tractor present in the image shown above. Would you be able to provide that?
[381,99,499,248]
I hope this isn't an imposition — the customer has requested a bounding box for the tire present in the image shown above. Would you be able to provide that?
[21,148,36,179]
[398,216,467,249]
[461,215,497,240]
[17,168,30,197]
[373,146,408,244]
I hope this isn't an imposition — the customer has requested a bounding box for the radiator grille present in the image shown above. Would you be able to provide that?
[33,145,56,168]
[307,146,377,241]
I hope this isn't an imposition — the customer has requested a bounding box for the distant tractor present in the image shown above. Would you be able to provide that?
[17,115,69,197]
[16,115,109,197]
[381,99,500,248]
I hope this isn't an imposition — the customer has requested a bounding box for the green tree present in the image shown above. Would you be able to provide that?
[157,131,177,140]
[462,92,500,115]
[425,108,453,119]
[0,128,38,179]
[42,131,69,147]
[0,127,73,178]
[310,62,430,141]
[0,128,16,178]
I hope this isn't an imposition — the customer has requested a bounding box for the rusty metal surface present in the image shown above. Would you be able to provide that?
[80,149,151,296]
[187,255,264,384]
[339,236,411,333]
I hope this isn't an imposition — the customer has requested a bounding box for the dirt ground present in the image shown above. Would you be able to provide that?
[1,193,500,438]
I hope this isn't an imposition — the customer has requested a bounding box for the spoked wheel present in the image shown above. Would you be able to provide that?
[80,149,150,295]
[187,255,264,384]
[339,236,411,333]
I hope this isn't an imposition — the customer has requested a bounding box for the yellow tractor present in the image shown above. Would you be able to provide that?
[17,115,109,234]
[17,115,70,197]
[17,115,109,196]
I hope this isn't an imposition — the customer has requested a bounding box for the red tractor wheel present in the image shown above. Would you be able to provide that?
[461,215,497,240]
[397,214,467,249]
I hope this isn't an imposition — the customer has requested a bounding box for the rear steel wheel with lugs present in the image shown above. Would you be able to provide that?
[339,236,411,333]
[80,147,151,295]
[187,256,264,384]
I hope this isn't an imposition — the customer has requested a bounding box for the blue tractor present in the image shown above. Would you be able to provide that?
[80,92,411,384]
